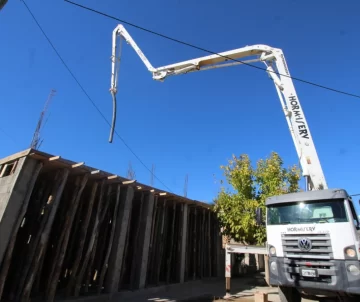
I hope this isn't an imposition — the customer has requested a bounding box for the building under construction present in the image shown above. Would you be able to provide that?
[0,149,224,302]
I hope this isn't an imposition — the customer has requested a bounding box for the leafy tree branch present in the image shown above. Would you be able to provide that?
[213,152,300,245]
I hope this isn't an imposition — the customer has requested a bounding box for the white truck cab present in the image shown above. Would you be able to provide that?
[265,189,360,302]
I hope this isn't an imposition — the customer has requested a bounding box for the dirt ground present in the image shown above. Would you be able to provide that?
[110,272,317,302]
[59,273,319,302]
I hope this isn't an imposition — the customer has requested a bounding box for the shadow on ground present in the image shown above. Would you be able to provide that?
[54,272,275,302]
[114,272,272,302]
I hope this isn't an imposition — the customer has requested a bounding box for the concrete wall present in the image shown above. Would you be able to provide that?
[0,157,38,266]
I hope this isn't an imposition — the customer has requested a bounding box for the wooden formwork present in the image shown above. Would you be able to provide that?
[184,206,219,282]
[0,149,223,302]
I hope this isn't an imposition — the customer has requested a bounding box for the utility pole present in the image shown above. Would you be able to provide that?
[184,174,188,198]
[30,89,56,150]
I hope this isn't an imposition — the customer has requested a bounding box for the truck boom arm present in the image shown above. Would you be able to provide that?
[110,24,328,191]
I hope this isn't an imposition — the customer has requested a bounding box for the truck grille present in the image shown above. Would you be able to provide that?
[282,233,333,259]
[282,233,334,284]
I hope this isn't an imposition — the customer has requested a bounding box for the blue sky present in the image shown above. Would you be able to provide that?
[1,0,359,211]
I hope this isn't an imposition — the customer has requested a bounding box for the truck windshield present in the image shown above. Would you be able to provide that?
[267,199,349,225]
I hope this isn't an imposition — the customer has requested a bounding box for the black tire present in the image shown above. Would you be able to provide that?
[278,286,302,302]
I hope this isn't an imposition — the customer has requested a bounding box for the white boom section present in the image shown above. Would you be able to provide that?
[110,24,327,191]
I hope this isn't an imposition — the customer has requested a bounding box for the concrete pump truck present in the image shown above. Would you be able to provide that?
[108,24,360,302]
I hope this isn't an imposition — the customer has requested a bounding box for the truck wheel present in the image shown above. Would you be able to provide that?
[278,286,301,302]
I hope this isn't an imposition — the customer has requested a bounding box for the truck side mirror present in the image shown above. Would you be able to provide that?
[256,207,264,226]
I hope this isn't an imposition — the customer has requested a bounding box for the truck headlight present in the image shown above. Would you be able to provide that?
[345,248,356,258]
[347,265,360,276]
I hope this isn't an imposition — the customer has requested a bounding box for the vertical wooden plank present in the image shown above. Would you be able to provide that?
[179,203,188,283]
[65,182,98,296]
[105,186,134,293]
[192,208,197,280]
[14,171,64,301]
[9,178,50,300]
[61,194,84,280]
[90,205,111,291]
[73,180,107,297]
[33,242,46,294]
[149,198,162,285]
[85,185,112,293]
[130,193,144,289]
[166,202,176,284]
[84,234,99,293]
[135,192,155,289]
[20,169,70,302]
[150,201,161,284]
[0,162,43,300]
[45,174,89,301]
[200,209,205,278]
[146,195,158,287]
[185,207,192,281]
[45,223,66,291]
[118,205,132,288]
[97,184,121,293]
[155,200,166,285]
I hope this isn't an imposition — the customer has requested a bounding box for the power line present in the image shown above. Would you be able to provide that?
[64,0,360,100]
[351,193,360,197]
[21,0,173,192]
[0,126,17,145]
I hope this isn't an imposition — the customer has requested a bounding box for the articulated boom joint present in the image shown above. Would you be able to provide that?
[260,51,276,62]
[153,71,168,81]
[153,64,200,81]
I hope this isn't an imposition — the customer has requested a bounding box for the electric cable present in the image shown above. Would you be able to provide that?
[22,0,360,194]
[21,0,173,192]
[64,0,360,100]
[0,126,17,145]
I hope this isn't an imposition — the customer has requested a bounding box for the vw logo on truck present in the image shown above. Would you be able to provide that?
[298,237,312,252]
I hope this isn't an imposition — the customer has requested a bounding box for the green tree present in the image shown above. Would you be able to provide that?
[213,152,300,245]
